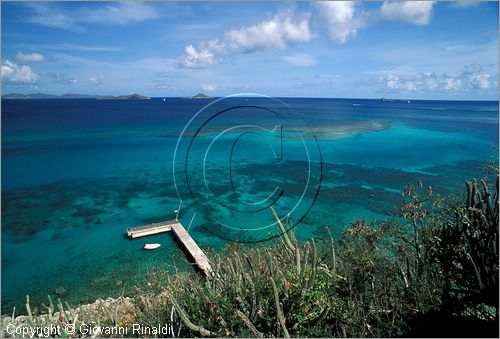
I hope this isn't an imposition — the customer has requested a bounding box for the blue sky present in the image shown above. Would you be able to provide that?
[1,1,498,99]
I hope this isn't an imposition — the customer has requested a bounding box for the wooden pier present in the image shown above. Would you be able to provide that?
[126,220,212,276]
[127,220,177,238]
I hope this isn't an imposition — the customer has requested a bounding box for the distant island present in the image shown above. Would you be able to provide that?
[2,93,150,100]
[380,97,411,103]
[190,93,212,99]
[100,93,150,100]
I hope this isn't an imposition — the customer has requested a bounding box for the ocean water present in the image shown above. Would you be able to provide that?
[1,97,498,313]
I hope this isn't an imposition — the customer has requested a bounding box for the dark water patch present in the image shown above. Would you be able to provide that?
[51,232,65,241]
[71,207,105,219]
[319,184,400,215]
[1,257,12,269]
[2,172,181,241]
[321,161,483,195]
[48,198,72,209]
[4,218,48,243]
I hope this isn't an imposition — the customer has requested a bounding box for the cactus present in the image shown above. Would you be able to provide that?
[268,252,274,275]
[325,227,337,276]
[270,207,295,251]
[300,242,309,281]
[212,260,220,292]
[270,277,290,338]
[235,281,249,316]
[65,301,76,323]
[430,171,499,315]
[276,266,289,298]
[236,309,263,338]
[57,298,67,322]
[243,273,257,321]
[235,252,246,281]
[244,253,256,279]
[171,295,214,337]
[295,245,301,275]
[307,239,318,291]
[42,295,53,321]
[25,295,33,321]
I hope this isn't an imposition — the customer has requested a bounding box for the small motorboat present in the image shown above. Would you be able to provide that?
[144,243,161,250]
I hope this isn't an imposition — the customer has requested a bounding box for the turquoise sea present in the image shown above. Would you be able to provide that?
[1,97,498,313]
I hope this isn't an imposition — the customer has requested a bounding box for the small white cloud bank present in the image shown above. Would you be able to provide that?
[87,74,105,85]
[380,64,494,92]
[1,60,39,83]
[380,1,436,26]
[15,51,46,63]
[180,10,314,68]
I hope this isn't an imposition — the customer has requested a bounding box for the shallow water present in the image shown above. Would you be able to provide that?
[1,97,498,312]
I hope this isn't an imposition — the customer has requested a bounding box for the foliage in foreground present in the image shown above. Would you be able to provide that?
[134,172,498,337]
[3,172,499,337]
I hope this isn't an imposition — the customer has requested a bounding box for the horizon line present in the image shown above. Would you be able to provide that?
[2,92,499,102]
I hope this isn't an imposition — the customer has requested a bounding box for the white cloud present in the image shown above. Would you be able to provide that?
[15,51,46,63]
[1,60,39,83]
[201,83,216,92]
[442,76,463,91]
[183,44,219,68]
[316,1,436,43]
[470,73,491,89]
[87,74,105,85]
[25,2,159,32]
[380,1,436,25]
[224,11,314,52]
[379,64,493,92]
[386,74,423,91]
[316,1,365,43]
[179,2,443,68]
[423,73,439,91]
[282,53,316,66]
[180,11,314,68]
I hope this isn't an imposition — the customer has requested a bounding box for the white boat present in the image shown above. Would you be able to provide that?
[144,243,161,250]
